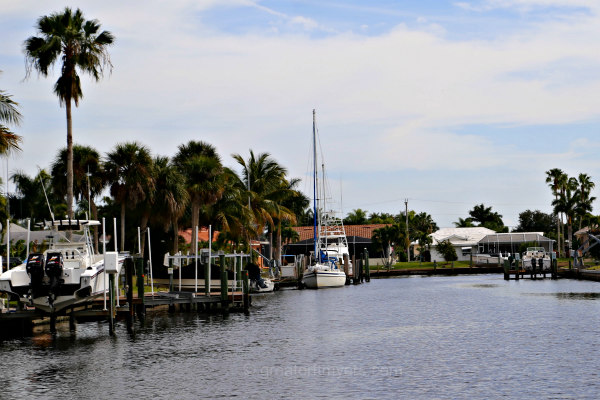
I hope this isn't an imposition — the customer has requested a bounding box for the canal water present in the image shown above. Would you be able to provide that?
[1,274,599,399]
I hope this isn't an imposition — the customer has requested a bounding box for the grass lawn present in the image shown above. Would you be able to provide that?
[371,260,474,270]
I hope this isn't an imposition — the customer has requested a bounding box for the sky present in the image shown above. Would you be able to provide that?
[1,0,599,229]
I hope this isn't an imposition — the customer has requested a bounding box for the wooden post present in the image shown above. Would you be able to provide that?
[242,270,250,312]
[343,254,349,285]
[469,254,473,269]
[109,273,115,335]
[503,259,509,280]
[515,258,520,280]
[126,257,134,332]
[69,313,76,331]
[135,256,145,320]
[352,254,357,283]
[220,254,228,309]
[205,255,211,297]
[365,248,370,282]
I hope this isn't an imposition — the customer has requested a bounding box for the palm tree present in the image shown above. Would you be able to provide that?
[454,217,474,227]
[208,167,252,245]
[546,168,565,256]
[0,74,23,154]
[173,141,224,231]
[552,177,579,255]
[104,142,154,251]
[51,145,105,248]
[150,156,189,253]
[10,169,56,225]
[468,203,505,232]
[232,150,297,260]
[576,173,596,230]
[24,7,114,220]
[345,209,368,225]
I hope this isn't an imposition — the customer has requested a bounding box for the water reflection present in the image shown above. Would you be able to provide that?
[1,274,600,399]
[525,292,600,300]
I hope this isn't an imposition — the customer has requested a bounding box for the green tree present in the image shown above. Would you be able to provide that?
[24,7,114,219]
[576,173,596,230]
[435,239,457,262]
[174,141,224,231]
[51,145,104,249]
[513,210,557,237]
[546,168,566,256]
[232,150,297,260]
[368,212,396,224]
[345,208,368,225]
[372,224,403,269]
[454,217,474,227]
[552,177,578,255]
[468,203,506,232]
[104,142,154,251]
[0,73,23,154]
[10,169,57,225]
[150,156,189,253]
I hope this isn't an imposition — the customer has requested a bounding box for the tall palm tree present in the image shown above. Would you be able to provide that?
[552,177,578,255]
[150,156,189,253]
[232,150,297,260]
[173,141,224,231]
[0,73,23,154]
[546,168,565,256]
[576,173,596,230]
[24,7,114,220]
[104,142,154,251]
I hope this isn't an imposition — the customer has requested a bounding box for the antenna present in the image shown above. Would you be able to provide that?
[37,166,55,221]
[86,166,92,219]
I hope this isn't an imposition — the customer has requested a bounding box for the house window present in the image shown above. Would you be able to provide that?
[461,247,472,256]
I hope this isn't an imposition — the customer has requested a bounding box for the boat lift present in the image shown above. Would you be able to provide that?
[572,232,600,268]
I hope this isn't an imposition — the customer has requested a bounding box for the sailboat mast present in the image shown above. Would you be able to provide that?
[313,109,318,261]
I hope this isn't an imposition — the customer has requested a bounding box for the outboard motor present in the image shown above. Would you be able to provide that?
[45,252,64,306]
[26,253,45,299]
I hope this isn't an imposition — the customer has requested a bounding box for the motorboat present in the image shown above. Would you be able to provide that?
[0,219,124,313]
[522,247,551,272]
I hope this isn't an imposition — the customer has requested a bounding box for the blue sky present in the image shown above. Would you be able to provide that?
[1,0,600,229]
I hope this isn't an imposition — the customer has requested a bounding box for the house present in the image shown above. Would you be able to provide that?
[477,232,554,256]
[429,227,496,262]
[286,224,390,258]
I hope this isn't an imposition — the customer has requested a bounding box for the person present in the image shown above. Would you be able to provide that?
[245,262,267,288]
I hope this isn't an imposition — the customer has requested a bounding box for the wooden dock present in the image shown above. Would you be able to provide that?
[0,254,252,338]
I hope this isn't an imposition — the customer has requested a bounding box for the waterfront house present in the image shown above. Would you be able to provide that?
[429,227,496,262]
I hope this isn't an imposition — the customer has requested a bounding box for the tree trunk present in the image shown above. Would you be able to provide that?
[66,99,74,219]
[191,198,200,232]
[173,218,179,254]
[140,212,149,256]
[120,202,126,251]
[568,216,573,256]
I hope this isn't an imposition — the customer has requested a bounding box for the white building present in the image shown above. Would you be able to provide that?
[429,227,496,262]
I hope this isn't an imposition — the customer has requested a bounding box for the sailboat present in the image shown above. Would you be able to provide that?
[0,219,124,313]
[302,110,348,289]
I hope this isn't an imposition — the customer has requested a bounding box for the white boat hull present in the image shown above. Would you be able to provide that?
[0,257,124,313]
[302,270,346,289]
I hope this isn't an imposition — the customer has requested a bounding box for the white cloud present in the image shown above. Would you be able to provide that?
[3,0,600,226]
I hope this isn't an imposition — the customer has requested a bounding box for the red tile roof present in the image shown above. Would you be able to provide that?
[291,224,390,241]
[178,227,218,244]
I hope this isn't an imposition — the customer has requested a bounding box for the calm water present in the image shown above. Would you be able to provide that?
[1,274,600,399]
